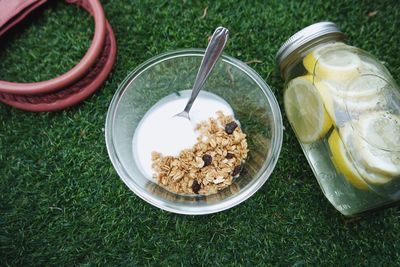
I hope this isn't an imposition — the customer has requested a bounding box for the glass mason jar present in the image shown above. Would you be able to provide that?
[276,22,400,216]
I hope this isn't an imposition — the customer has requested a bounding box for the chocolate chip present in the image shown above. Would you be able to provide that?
[192,180,201,194]
[231,165,243,177]
[225,121,238,134]
[202,154,212,167]
[226,153,235,159]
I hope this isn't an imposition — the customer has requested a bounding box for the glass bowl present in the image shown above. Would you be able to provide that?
[105,49,283,214]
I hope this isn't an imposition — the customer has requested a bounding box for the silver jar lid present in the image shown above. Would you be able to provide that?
[276,21,346,79]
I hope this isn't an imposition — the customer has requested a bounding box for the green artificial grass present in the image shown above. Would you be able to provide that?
[1,0,400,265]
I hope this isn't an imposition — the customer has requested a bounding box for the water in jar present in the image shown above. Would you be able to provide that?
[284,42,400,216]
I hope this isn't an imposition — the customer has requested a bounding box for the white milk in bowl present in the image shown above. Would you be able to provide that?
[132,90,235,179]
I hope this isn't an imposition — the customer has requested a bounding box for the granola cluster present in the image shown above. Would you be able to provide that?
[151,111,248,195]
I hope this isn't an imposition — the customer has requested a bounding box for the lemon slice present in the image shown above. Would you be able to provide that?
[356,164,393,185]
[303,43,361,83]
[313,80,337,122]
[340,123,393,185]
[284,75,332,143]
[315,80,385,125]
[328,128,369,190]
[341,74,388,100]
[360,56,392,79]
[353,112,400,177]
[303,42,347,72]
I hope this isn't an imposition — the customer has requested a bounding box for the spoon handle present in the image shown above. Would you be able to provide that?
[183,27,229,114]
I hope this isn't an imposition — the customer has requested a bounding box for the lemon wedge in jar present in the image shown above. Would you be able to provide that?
[314,79,385,126]
[328,128,369,190]
[313,80,337,123]
[303,43,361,83]
[359,55,392,79]
[338,74,388,100]
[353,112,400,177]
[339,123,393,185]
[303,42,347,72]
[284,75,333,143]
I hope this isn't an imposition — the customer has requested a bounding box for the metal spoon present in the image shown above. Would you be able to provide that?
[175,26,229,119]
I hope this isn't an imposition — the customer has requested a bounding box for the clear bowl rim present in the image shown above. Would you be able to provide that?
[105,48,283,215]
